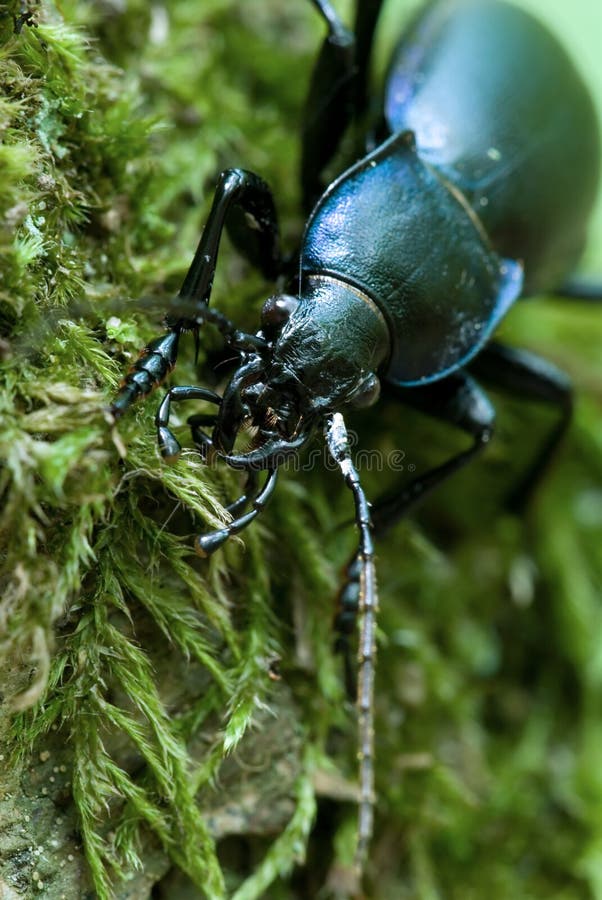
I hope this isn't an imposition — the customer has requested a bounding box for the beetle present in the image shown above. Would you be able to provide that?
[109,0,601,867]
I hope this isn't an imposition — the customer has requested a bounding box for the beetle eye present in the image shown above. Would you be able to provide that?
[349,373,381,408]
[260,294,299,335]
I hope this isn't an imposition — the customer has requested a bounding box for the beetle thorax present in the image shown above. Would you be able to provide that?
[246,276,390,437]
[211,275,391,466]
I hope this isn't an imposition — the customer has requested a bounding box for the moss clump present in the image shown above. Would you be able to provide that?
[0,2,601,899]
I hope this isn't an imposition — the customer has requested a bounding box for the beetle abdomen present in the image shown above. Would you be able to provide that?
[385,0,600,292]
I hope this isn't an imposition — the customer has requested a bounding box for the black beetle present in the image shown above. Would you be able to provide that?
[109,0,600,865]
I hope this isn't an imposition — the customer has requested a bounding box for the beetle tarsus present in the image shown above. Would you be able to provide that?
[110,329,181,421]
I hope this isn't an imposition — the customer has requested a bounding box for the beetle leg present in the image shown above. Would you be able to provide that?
[555,277,602,302]
[109,168,282,419]
[177,168,281,311]
[370,371,496,534]
[109,329,181,421]
[302,0,386,209]
[155,385,222,461]
[468,341,573,511]
[326,412,378,869]
[352,0,386,119]
[302,2,355,210]
[194,467,279,557]
[190,304,268,354]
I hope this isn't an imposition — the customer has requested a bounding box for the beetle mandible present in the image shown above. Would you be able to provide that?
[109,0,601,866]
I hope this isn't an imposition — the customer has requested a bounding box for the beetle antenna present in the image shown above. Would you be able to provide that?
[325,412,378,869]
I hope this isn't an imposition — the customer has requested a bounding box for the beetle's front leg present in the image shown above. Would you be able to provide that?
[190,305,267,354]
[109,168,282,420]
[177,168,281,308]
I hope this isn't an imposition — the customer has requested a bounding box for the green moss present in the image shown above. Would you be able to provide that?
[0,2,601,898]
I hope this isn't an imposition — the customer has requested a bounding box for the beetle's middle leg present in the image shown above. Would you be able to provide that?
[372,371,496,534]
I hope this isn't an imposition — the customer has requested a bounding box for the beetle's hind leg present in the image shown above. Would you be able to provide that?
[301,0,385,210]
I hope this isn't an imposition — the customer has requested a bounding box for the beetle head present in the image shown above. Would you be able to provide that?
[211,277,389,469]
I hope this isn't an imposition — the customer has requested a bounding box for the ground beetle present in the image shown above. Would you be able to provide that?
[109,0,601,867]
